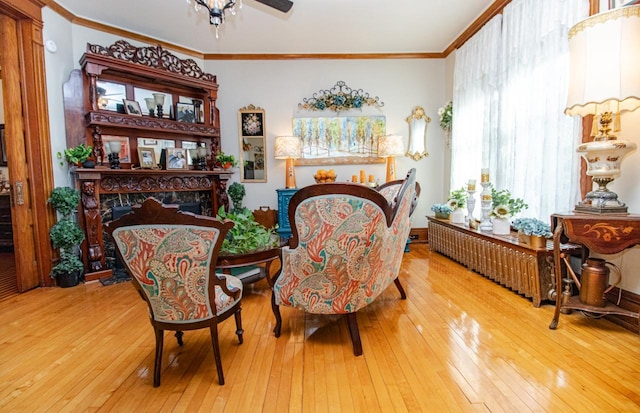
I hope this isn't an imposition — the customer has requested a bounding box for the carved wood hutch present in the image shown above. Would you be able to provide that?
[63,40,233,281]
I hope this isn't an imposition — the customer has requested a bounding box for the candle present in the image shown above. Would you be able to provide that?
[360,170,366,183]
[352,175,358,183]
[369,174,375,183]
[468,179,476,191]
[481,168,490,183]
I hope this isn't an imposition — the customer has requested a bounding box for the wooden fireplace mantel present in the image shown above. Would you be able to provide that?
[74,167,234,281]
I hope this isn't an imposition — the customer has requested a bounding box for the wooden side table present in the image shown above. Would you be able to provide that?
[549,212,640,330]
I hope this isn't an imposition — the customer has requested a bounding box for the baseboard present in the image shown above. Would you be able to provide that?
[604,288,640,333]
[409,227,428,243]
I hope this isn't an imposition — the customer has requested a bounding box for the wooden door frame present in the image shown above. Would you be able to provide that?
[0,0,55,289]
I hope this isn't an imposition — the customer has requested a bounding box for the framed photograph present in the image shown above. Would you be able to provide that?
[176,103,196,123]
[137,147,157,169]
[166,148,188,169]
[123,99,143,116]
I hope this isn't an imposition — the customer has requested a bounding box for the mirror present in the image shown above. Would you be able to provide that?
[238,105,267,182]
[406,106,430,161]
[96,81,126,112]
[134,87,173,118]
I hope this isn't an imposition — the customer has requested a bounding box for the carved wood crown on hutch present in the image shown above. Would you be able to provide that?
[66,39,232,282]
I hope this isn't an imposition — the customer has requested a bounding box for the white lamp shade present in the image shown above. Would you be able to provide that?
[144,98,156,111]
[105,141,121,154]
[274,136,301,159]
[378,135,405,157]
[565,6,640,116]
[152,93,166,106]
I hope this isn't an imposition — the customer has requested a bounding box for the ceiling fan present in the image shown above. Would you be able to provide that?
[254,0,293,13]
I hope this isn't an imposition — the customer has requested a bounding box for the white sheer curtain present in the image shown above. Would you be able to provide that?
[451,15,502,191]
[451,0,589,220]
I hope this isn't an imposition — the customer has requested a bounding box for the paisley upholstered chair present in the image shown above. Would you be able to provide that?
[103,198,242,387]
[271,168,418,356]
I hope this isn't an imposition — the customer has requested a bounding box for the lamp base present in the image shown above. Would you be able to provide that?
[385,156,396,182]
[285,157,297,189]
[574,188,628,215]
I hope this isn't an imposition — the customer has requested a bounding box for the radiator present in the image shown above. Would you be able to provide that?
[428,218,580,307]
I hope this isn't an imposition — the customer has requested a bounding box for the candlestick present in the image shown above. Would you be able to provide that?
[466,189,476,227]
[467,179,476,191]
[479,180,493,231]
[360,170,366,184]
[481,168,490,183]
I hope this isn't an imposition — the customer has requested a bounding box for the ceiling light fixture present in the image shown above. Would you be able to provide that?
[187,0,242,39]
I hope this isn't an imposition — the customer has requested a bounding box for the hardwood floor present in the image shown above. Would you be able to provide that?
[1,244,639,412]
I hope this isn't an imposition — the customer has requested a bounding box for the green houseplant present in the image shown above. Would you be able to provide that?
[48,187,85,287]
[57,143,94,167]
[228,182,246,212]
[216,152,238,169]
[216,207,278,255]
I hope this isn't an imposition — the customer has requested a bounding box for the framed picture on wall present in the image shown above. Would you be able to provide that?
[238,105,267,183]
[138,147,157,169]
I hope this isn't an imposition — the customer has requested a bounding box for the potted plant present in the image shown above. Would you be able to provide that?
[48,186,85,287]
[447,187,468,224]
[512,217,552,248]
[58,143,94,168]
[216,207,278,255]
[216,152,238,169]
[489,185,528,235]
[228,182,246,212]
[431,203,453,220]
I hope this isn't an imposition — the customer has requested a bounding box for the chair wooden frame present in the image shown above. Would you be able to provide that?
[271,169,418,356]
[103,198,241,386]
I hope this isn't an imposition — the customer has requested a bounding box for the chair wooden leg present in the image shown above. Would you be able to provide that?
[234,309,244,345]
[271,292,282,337]
[346,313,363,356]
[175,331,184,346]
[153,328,164,387]
[209,324,225,385]
[394,277,407,299]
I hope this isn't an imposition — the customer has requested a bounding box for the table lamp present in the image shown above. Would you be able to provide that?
[274,136,301,188]
[564,5,640,214]
[378,135,405,182]
[104,141,122,169]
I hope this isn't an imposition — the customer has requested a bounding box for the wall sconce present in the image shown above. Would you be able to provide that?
[153,93,166,118]
[565,5,640,214]
[104,141,122,169]
[274,136,301,189]
[144,98,156,117]
[378,135,405,182]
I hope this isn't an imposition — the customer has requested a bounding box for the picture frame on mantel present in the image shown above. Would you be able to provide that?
[138,147,157,169]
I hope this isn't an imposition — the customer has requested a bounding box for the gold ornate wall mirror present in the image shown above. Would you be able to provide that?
[238,105,267,182]
[406,106,430,160]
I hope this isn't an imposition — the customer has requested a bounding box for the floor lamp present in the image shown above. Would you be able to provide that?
[565,5,640,214]
[274,136,301,189]
[378,135,405,182]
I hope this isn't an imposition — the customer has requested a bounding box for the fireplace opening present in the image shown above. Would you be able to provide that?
[101,200,203,286]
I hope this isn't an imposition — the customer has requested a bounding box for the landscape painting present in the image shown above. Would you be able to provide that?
[292,116,386,165]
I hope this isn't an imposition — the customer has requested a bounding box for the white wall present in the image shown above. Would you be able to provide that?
[593,110,640,293]
[208,59,447,228]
